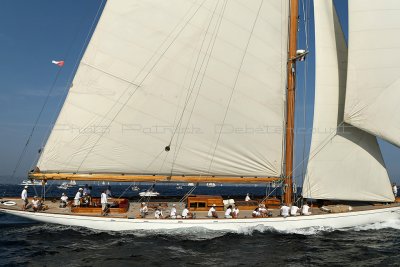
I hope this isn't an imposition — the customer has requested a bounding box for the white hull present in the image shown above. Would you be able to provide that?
[1,206,400,232]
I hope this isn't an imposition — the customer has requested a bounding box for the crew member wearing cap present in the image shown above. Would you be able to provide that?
[170,204,177,219]
[21,186,28,210]
[74,188,83,207]
[181,206,192,219]
[60,193,68,208]
[139,202,148,218]
[207,204,218,218]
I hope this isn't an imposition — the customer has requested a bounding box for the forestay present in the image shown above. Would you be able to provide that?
[345,0,400,148]
[37,0,289,177]
[303,0,394,202]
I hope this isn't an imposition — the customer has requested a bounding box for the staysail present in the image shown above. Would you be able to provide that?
[344,0,400,148]
[303,0,394,202]
[36,0,289,177]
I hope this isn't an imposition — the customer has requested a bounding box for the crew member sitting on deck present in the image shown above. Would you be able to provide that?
[140,202,148,218]
[252,207,261,218]
[208,204,218,218]
[232,206,240,218]
[280,203,290,218]
[155,205,163,219]
[301,202,312,216]
[290,204,300,216]
[259,204,267,217]
[60,193,68,208]
[182,206,192,219]
[245,193,251,201]
[170,204,177,219]
[74,188,83,206]
[225,205,233,218]
[32,196,41,212]
[101,190,109,216]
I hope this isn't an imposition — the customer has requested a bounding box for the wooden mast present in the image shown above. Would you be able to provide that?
[284,0,298,204]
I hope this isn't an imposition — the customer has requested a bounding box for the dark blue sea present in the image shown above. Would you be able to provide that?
[1,183,400,267]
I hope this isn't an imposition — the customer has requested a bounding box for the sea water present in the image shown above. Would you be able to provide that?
[1,184,400,266]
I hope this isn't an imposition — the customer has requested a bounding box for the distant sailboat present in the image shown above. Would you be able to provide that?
[2,0,400,232]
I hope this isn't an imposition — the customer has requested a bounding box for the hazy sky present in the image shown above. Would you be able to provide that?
[0,0,399,184]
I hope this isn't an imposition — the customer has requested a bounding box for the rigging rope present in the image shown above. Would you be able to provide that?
[299,0,311,193]
[14,1,107,180]
[75,0,208,173]
[180,184,198,203]
[169,0,228,175]
[207,0,264,173]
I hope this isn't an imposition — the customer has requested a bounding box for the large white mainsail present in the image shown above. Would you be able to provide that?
[344,0,400,148]
[37,0,289,177]
[303,0,394,202]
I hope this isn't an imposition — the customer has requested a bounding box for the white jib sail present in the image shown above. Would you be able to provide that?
[344,0,400,148]
[303,0,394,202]
[37,0,289,177]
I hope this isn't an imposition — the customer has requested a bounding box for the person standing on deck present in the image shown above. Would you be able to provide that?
[393,183,397,197]
[208,204,218,218]
[245,193,251,201]
[21,186,28,210]
[140,202,148,218]
[74,188,83,206]
[101,190,108,216]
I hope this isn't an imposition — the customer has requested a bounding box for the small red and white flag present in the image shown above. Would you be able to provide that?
[51,60,64,67]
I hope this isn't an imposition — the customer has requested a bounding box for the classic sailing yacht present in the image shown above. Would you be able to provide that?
[1,0,400,231]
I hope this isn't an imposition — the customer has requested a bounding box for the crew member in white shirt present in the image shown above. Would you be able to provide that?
[182,206,191,219]
[301,202,312,216]
[224,205,233,219]
[208,204,218,218]
[393,183,398,197]
[232,206,240,218]
[101,190,108,216]
[290,204,300,216]
[140,202,148,218]
[280,203,290,218]
[21,186,28,210]
[31,196,41,212]
[170,204,177,219]
[60,193,68,208]
[74,188,83,206]
[252,207,261,218]
[155,205,163,219]
[245,193,251,201]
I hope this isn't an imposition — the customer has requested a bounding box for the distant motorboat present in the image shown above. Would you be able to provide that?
[20,180,45,186]
[132,185,140,191]
[57,180,76,190]
[187,183,195,186]
[206,183,216,188]
[139,190,160,197]
[176,185,183,190]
